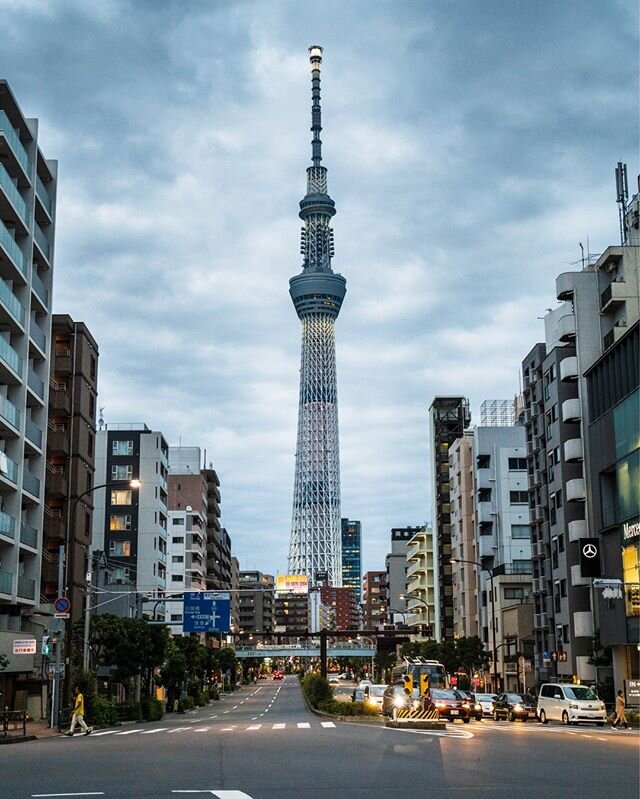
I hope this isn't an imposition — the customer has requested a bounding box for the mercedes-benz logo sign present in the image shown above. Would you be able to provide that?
[582,543,598,559]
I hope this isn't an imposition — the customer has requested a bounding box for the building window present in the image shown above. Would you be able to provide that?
[110,514,132,531]
[172,575,184,582]
[477,455,490,469]
[478,488,492,502]
[112,439,133,456]
[172,555,183,563]
[508,457,528,471]
[511,524,531,539]
[172,518,184,525]
[512,559,532,574]
[563,624,570,643]
[88,433,94,457]
[109,540,131,556]
[172,536,184,544]
[560,579,567,597]
[504,586,525,600]
[90,356,96,380]
[111,489,132,505]
[171,614,182,622]
[510,491,529,504]
[112,464,133,481]
[556,489,563,509]
[558,534,565,552]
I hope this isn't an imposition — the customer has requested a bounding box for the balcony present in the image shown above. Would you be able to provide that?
[557,313,576,342]
[47,427,69,456]
[22,468,41,499]
[0,569,12,595]
[600,281,626,312]
[35,174,53,218]
[0,278,25,330]
[533,611,548,630]
[17,575,35,601]
[603,326,626,350]
[24,417,43,452]
[0,162,28,228]
[44,510,65,543]
[33,223,50,263]
[31,270,49,310]
[0,335,22,383]
[45,464,67,497]
[564,438,583,462]
[0,510,16,540]
[561,398,582,423]
[560,356,578,382]
[20,520,38,549]
[0,452,18,484]
[0,110,31,177]
[29,321,47,356]
[49,382,71,415]
[566,478,586,503]
[568,519,587,542]
[0,393,20,435]
[27,368,45,404]
[0,218,27,280]
[556,273,575,301]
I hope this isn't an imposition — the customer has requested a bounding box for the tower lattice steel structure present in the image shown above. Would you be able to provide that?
[288,46,346,587]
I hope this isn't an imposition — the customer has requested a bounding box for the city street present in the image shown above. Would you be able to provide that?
[1,678,638,799]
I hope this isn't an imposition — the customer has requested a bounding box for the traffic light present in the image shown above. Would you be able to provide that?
[403,674,413,695]
[42,635,50,657]
[419,673,430,696]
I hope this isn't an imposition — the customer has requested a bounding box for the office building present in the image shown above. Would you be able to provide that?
[341,518,361,597]
[288,47,347,586]
[0,82,57,714]
[238,571,274,636]
[386,527,417,620]
[319,585,359,630]
[362,571,387,630]
[429,396,471,641]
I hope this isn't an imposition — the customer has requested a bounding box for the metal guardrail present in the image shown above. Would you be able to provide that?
[1,709,27,738]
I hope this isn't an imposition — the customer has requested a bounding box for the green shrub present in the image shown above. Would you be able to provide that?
[317,699,379,717]
[302,673,332,708]
[195,691,209,707]
[208,687,220,701]
[92,696,119,726]
[141,697,164,721]
[179,696,195,712]
[116,701,142,721]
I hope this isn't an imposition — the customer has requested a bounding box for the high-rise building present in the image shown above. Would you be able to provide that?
[238,571,274,635]
[0,82,57,714]
[288,47,347,587]
[362,571,387,630]
[449,432,477,638]
[405,525,436,634]
[429,397,471,641]
[92,425,169,616]
[341,518,361,597]
[42,316,99,624]
[386,527,417,618]
[319,585,360,630]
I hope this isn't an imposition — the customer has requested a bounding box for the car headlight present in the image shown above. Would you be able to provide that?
[462,702,470,709]
[474,703,482,711]
[435,701,446,708]
[599,703,606,710]
[394,697,406,708]
[366,698,377,706]
[513,704,523,712]
[569,704,579,710]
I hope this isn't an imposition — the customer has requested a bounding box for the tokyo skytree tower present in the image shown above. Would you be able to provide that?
[288,46,346,587]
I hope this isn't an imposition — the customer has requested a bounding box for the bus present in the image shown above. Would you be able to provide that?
[391,657,448,702]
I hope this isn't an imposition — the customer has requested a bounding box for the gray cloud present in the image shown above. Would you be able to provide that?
[1,0,637,576]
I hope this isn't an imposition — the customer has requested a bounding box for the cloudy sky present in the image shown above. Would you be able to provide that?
[1,0,637,577]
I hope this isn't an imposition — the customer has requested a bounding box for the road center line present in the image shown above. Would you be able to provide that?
[32,794,105,798]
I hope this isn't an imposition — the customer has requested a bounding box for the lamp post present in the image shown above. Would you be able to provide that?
[399,592,432,637]
[451,557,498,693]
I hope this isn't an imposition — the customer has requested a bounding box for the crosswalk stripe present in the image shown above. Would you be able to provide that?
[141,728,168,734]
[321,722,336,728]
[89,730,116,736]
[272,724,285,729]
[246,725,261,730]
[115,730,141,735]
[297,722,310,729]
[168,727,191,733]
[194,728,210,732]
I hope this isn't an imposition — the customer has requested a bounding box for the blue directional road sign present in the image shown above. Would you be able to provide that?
[183,591,231,633]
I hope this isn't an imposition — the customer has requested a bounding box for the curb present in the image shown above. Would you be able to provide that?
[386,720,447,730]
[0,735,38,745]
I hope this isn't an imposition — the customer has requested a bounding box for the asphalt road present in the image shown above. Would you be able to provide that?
[1,676,638,799]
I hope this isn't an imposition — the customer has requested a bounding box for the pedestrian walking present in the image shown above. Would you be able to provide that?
[66,686,92,736]
[611,690,630,729]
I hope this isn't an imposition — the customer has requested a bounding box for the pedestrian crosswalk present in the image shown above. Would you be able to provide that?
[83,721,337,739]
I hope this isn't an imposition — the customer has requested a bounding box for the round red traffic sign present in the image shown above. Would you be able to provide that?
[54,596,71,613]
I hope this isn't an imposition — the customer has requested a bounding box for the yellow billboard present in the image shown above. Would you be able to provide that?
[276,574,309,595]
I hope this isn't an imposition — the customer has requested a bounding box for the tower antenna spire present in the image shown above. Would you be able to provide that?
[309,45,323,166]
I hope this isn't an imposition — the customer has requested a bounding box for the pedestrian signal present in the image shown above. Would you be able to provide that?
[419,674,430,696]
[403,674,413,695]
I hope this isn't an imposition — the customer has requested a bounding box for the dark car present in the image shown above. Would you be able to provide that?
[427,689,471,723]
[492,692,537,722]
[381,684,412,717]
[454,690,483,721]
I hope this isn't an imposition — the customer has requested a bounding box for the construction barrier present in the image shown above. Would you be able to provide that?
[396,708,439,720]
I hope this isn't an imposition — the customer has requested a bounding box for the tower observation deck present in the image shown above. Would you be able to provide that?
[288,46,346,587]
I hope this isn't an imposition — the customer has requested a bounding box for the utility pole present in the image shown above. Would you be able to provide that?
[82,546,93,671]
[51,546,65,729]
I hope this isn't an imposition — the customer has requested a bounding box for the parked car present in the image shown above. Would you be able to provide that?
[473,693,497,717]
[492,692,538,721]
[454,690,483,721]
[272,671,283,680]
[537,683,606,726]
[426,689,471,723]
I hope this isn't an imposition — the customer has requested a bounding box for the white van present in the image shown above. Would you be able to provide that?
[537,683,607,726]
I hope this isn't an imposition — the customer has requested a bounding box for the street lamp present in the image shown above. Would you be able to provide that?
[399,592,432,637]
[450,557,498,692]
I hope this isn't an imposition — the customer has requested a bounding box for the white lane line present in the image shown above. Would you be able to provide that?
[190,720,201,724]
[167,727,192,734]
[223,711,230,714]
[297,722,310,729]
[220,727,235,731]
[32,795,106,797]
[272,723,285,729]
[115,729,141,735]
[209,715,218,719]
[246,725,261,730]
[88,730,116,737]
[141,728,168,734]
[321,722,336,728]
[597,737,608,741]
[233,706,239,709]
[251,717,258,720]
[194,728,210,732]
[172,791,255,797]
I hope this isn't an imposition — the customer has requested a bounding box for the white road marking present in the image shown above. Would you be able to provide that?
[321,722,336,728]
[272,723,285,729]
[32,794,106,797]
[246,725,261,730]
[87,730,116,737]
[223,711,230,714]
[141,728,168,734]
[233,706,238,709]
[168,727,192,733]
[209,715,218,719]
[297,722,310,729]
[194,728,210,732]
[115,729,141,735]
[172,791,255,798]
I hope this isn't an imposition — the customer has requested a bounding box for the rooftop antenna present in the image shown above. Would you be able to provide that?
[615,161,629,244]
[579,242,585,269]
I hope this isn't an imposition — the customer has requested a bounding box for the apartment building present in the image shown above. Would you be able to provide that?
[429,397,471,642]
[450,432,477,637]
[238,570,274,635]
[362,570,387,630]
[0,82,57,713]
[405,525,435,635]
[92,425,169,618]
[386,527,414,620]
[319,585,359,630]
